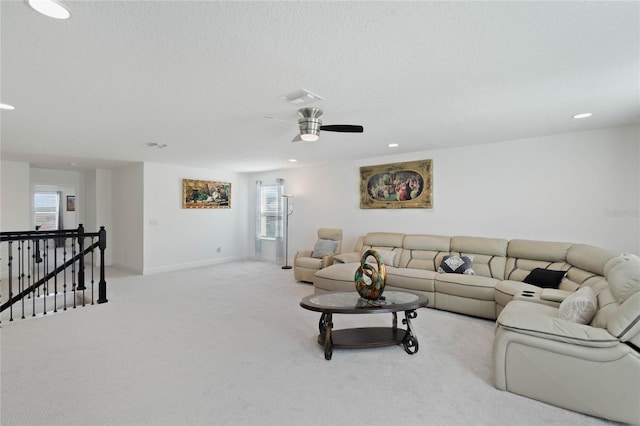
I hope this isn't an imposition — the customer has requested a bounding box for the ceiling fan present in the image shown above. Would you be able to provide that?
[291,107,364,142]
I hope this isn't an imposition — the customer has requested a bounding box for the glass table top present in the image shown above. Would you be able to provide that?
[300,290,428,314]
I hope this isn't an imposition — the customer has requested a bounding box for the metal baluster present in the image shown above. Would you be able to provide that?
[7,241,14,322]
[53,237,58,313]
[63,241,68,311]
[42,237,47,315]
[30,240,35,317]
[71,236,77,309]
[90,236,95,305]
[19,240,25,319]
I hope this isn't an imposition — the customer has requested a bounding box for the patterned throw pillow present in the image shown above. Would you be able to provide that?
[438,255,475,275]
[558,286,597,324]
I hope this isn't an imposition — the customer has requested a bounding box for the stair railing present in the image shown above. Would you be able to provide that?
[1,224,107,322]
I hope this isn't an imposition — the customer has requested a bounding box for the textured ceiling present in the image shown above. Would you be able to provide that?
[1,1,638,172]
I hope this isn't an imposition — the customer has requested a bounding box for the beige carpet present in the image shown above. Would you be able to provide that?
[0,260,617,425]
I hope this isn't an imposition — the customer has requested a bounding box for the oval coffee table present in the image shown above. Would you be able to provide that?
[300,290,428,360]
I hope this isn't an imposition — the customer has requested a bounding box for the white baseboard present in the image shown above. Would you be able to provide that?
[142,255,250,275]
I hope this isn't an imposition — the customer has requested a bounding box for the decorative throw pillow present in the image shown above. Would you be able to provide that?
[438,255,475,275]
[523,268,566,289]
[367,250,396,266]
[311,239,338,259]
[558,286,597,324]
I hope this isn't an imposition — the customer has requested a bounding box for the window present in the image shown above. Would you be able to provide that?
[34,192,59,230]
[259,184,281,239]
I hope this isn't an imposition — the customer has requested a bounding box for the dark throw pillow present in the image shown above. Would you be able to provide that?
[438,255,475,275]
[523,268,566,288]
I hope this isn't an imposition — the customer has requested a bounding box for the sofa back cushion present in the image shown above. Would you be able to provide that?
[505,239,572,288]
[398,234,451,271]
[561,244,619,292]
[450,236,508,279]
[361,232,405,267]
[602,258,640,346]
[567,244,618,276]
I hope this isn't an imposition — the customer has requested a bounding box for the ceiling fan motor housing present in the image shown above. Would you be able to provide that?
[298,107,323,141]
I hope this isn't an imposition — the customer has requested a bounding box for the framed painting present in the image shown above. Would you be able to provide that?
[66,195,76,211]
[182,179,231,209]
[360,159,432,209]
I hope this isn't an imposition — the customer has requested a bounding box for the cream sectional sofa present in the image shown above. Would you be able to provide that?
[312,232,640,423]
[313,232,619,320]
[493,254,640,424]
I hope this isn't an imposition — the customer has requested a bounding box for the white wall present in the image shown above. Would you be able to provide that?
[142,162,249,274]
[85,169,113,265]
[111,163,144,273]
[249,125,640,263]
[0,161,31,232]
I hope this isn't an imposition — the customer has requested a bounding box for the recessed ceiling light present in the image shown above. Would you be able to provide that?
[0,103,15,110]
[26,0,71,19]
[288,159,297,163]
[572,113,593,119]
[388,143,399,148]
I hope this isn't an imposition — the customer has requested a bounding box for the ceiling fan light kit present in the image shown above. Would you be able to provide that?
[293,107,364,143]
[298,107,323,142]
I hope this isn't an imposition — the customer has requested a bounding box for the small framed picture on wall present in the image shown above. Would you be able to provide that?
[66,195,76,211]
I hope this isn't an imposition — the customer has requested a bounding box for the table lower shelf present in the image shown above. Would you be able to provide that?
[318,327,407,349]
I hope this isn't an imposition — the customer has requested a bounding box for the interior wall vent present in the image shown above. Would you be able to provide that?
[279,88,324,105]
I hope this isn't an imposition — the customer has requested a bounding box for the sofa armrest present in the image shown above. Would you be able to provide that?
[540,288,573,303]
[497,301,619,348]
[294,249,313,261]
[321,253,337,268]
[333,252,361,264]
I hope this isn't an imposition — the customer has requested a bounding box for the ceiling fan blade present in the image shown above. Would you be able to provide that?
[320,124,364,133]
[291,135,302,143]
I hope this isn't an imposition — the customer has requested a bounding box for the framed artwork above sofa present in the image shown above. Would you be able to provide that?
[359,159,433,209]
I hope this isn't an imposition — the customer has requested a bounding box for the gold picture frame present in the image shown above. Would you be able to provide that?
[182,179,231,209]
[360,159,433,209]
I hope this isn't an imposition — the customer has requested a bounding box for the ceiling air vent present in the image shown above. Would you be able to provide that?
[279,88,324,106]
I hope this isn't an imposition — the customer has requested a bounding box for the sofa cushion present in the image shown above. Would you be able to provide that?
[438,255,475,275]
[332,252,361,263]
[507,239,572,262]
[566,244,619,276]
[386,267,437,292]
[523,268,566,289]
[363,232,405,249]
[607,258,640,304]
[311,239,338,258]
[313,262,358,292]
[451,236,508,279]
[398,234,450,271]
[559,287,597,324]
[365,249,396,266]
[435,274,498,301]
